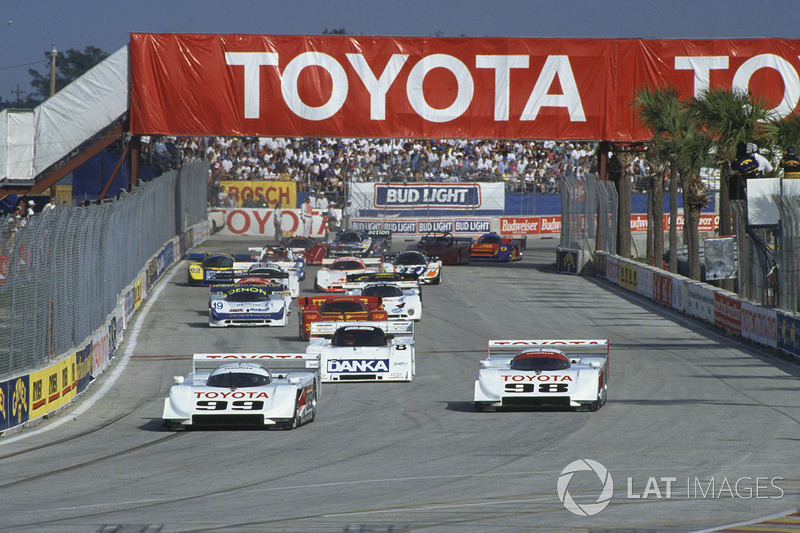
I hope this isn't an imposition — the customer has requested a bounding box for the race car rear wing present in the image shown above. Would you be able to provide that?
[209,282,288,295]
[308,320,414,340]
[209,268,289,282]
[191,353,320,374]
[321,257,384,266]
[487,340,609,358]
[341,279,420,293]
[345,272,419,283]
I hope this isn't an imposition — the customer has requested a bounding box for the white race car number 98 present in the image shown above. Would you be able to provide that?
[505,383,569,393]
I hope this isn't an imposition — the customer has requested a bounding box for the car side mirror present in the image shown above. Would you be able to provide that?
[173,376,185,385]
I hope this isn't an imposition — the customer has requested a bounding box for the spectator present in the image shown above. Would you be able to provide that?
[241,192,256,208]
[730,141,760,200]
[781,146,800,179]
[747,143,774,177]
[301,195,313,237]
[255,193,269,207]
[272,201,283,242]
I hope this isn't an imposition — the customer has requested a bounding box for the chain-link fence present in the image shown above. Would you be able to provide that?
[559,174,617,254]
[774,195,800,312]
[0,162,208,379]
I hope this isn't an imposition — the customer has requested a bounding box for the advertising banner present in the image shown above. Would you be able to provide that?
[131,35,800,141]
[6,375,29,429]
[351,217,491,236]
[671,275,686,313]
[606,255,620,285]
[741,302,777,348]
[714,291,742,334]
[652,271,673,307]
[350,182,504,213]
[210,207,327,238]
[686,281,715,323]
[29,356,76,420]
[219,180,296,208]
[636,264,654,299]
[76,345,93,394]
[0,380,8,431]
[777,311,800,357]
[620,261,638,291]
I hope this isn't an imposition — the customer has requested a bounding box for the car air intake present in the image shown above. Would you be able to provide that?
[192,414,264,426]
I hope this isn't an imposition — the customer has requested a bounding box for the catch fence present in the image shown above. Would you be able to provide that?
[559,174,618,254]
[0,163,208,379]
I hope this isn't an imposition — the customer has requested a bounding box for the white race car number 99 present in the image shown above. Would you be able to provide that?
[196,400,264,410]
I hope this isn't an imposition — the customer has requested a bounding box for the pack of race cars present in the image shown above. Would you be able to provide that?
[164,229,607,430]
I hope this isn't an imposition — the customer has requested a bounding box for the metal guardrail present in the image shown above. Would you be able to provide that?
[0,162,208,379]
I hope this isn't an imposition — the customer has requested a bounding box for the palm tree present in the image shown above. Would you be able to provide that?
[633,85,686,273]
[688,87,771,236]
[762,111,800,155]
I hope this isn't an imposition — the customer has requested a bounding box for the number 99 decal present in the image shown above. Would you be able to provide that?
[196,400,265,410]
[504,383,569,393]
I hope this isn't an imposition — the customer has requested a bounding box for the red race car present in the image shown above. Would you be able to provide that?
[410,232,471,265]
[297,295,388,340]
[470,233,525,262]
[283,236,329,265]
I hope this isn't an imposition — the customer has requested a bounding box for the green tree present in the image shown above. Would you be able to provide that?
[633,85,685,273]
[27,46,109,101]
[688,87,771,237]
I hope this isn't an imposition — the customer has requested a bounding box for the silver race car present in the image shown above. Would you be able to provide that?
[473,340,609,411]
[163,353,320,430]
[209,283,290,327]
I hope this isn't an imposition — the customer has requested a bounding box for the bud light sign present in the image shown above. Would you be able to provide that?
[374,184,480,209]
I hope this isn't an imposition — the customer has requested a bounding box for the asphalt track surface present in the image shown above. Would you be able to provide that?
[1,235,799,533]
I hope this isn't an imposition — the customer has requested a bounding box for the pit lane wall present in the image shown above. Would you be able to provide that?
[0,220,210,434]
[592,251,796,359]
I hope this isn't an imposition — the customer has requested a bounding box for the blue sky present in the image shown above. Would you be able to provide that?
[1,0,799,102]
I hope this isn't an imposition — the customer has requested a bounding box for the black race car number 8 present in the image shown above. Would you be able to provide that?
[505,383,569,393]
[196,400,265,410]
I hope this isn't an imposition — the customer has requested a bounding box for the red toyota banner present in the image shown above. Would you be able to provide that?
[129,34,800,141]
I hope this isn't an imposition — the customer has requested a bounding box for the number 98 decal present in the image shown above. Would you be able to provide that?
[504,383,569,393]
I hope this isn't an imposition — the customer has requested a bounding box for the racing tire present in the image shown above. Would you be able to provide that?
[162,420,186,431]
[474,402,496,412]
[431,274,441,285]
[284,396,302,430]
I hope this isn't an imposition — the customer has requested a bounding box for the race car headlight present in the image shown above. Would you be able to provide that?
[408,308,414,316]
[189,265,201,274]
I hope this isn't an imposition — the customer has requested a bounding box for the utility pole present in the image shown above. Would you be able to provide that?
[12,85,24,106]
[49,44,57,97]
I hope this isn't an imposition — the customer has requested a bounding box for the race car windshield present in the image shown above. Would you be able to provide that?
[320,300,366,313]
[226,291,270,302]
[363,285,403,298]
[331,260,363,271]
[422,234,452,246]
[510,353,571,371]
[286,238,313,248]
[479,235,502,244]
[206,371,270,388]
[395,252,426,265]
[249,268,283,277]
[332,327,386,347]
[203,256,234,268]
[338,232,362,243]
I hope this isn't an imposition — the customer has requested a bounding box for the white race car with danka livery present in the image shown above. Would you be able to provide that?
[305,321,415,382]
[473,339,609,411]
[162,353,320,430]
[343,273,422,321]
[384,250,442,285]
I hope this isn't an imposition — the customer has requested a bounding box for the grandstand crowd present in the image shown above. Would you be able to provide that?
[142,136,620,208]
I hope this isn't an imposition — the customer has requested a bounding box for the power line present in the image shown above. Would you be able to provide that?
[0,60,44,72]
